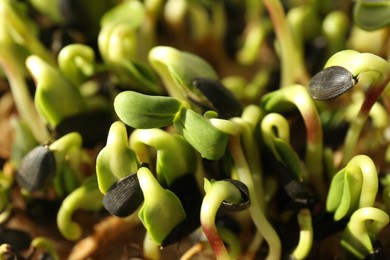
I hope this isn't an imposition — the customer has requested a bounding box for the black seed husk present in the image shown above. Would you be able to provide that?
[103,173,144,217]
[162,174,203,246]
[0,227,32,252]
[221,179,250,211]
[309,66,356,100]
[16,145,56,192]
[192,77,243,119]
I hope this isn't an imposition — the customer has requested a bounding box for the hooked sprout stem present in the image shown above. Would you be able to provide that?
[31,237,59,260]
[341,72,390,166]
[57,177,103,240]
[200,179,243,259]
[262,0,309,86]
[342,207,389,258]
[291,208,313,260]
[229,135,281,260]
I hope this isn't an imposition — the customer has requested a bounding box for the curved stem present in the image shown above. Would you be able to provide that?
[0,13,50,143]
[349,155,379,208]
[229,136,281,260]
[341,73,390,166]
[291,208,313,260]
[201,180,242,259]
[262,0,309,87]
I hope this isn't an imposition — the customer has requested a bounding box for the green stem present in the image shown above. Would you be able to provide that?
[201,180,242,260]
[31,237,59,260]
[262,0,309,86]
[229,136,281,260]
[0,0,55,66]
[0,44,50,143]
[291,208,313,259]
[341,73,390,166]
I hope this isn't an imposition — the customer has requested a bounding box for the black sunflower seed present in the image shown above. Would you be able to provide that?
[0,227,32,252]
[16,145,56,192]
[103,173,144,217]
[221,179,250,211]
[162,174,203,246]
[191,78,243,119]
[309,66,357,100]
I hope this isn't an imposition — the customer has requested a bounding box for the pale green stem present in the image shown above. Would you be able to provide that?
[229,136,281,260]
[57,177,103,240]
[232,118,264,208]
[262,0,309,87]
[0,44,50,143]
[143,232,160,260]
[343,207,389,257]
[341,75,390,166]
[348,155,379,208]
[31,237,59,260]
[217,227,241,259]
[201,180,242,260]
[0,1,55,66]
[291,208,313,259]
[58,44,96,86]
[244,231,264,260]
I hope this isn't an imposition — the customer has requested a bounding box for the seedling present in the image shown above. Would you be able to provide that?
[201,178,250,259]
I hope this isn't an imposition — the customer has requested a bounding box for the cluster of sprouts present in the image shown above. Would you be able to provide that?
[1,0,390,259]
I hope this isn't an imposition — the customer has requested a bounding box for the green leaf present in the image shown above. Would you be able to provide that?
[326,169,346,212]
[96,121,140,194]
[174,108,229,160]
[26,55,87,127]
[148,46,218,102]
[273,139,303,180]
[137,167,186,245]
[353,0,390,30]
[333,165,362,220]
[114,91,182,129]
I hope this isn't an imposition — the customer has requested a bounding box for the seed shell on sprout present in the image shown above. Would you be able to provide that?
[162,174,203,246]
[16,145,56,192]
[309,66,357,100]
[0,227,32,252]
[191,77,243,119]
[221,179,250,211]
[103,173,144,217]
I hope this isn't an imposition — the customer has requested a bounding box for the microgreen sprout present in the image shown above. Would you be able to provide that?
[0,171,13,224]
[57,44,96,86]
[57,176,103,240]
[137,166,186,245]
[311,49,390,165]
[216,118,281,260]
[114,91,229,160]
[236,0,270,65]
[290,208,313,260]
[26,55,87,128]
[48,132,85,196]
[262,0,310,86]
[96,121,140,194]
[148,46,218,103]
[0,4,50,143]
[30,237,59,260]
[98,0,161,94]
[353,0,390,31]
[200,178,250,259]
[326,155,379,221]
[260,113,314,206]
[341,207,389,259]
[129,128,197,187]
[262,84,325,199]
